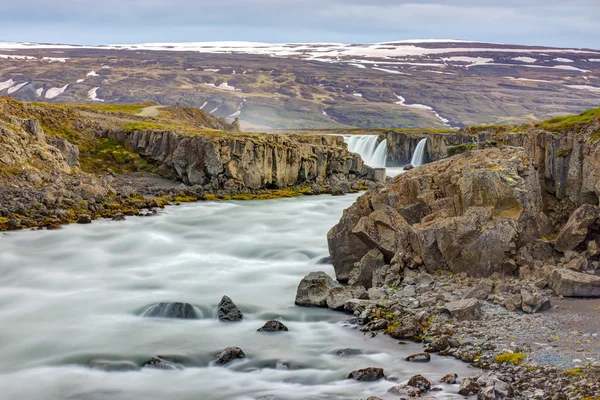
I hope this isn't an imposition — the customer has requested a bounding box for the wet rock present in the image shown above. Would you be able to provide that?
[555,204,599,252]
[257,320,289,332]
[407,374,431,391]
[550,268,600,297]
[520,290,551,313]
[403,164,414,171]
[347,367,385,381]
[405,353,431,362]
[89,359,139,372]
[214,346,246,365]
[77,214,92,224]
[112,213,126,221]
[458,377,481,395]
[440,373,458,384]
[295,271,340,307]
[388,384,421,397]
[218,295,243,322]
[143,302,199,319]
[335,348,363,357]
[143,356,182,370]
[443,298,482,320]
[326,285,367,310]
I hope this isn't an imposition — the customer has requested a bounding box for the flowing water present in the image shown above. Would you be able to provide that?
[410,139,428,167]
[343,135,388,168]
[0,196,471,400]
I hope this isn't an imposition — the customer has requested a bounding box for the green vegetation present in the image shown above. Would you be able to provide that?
[564,367,583,377]
[556,149,572,158]
[448,143,477,156]
[494,352,526,365]
[79,138,155,174]
[76,103,148,115]
[124,122,166,131]
[538,107,600,131]
[204,186,318,201]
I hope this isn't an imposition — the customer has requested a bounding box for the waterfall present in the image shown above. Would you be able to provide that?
[344,135,387,168]
[410,138,427,167]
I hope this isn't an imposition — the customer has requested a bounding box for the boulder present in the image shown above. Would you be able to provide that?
[143,302,199,319]
[214,347,245,365]
[89,359,139,372]
[405,353,431,362]
[403,164,414,171]
[347,367,385,381]
[407,374,431,392]
[351,206,412,260]
[387,315,421,339]
[218,295,243,322]
[550,269,600,297]
[326,285,367,310]
[440,373,458,384]
[257,320,289,332]
[77,214,92,224]
[458,378,481,396]
[477,386,495,400]
[143,356,182,370]
[388,384,421,397]
[429,335,452,352]
[348,248,386,289]
[520,290,551,313]
[295,271,340,307]
[463,282,494,300]
[555,204,599,252]
[443,299,482,320]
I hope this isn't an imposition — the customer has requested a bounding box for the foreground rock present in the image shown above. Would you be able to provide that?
[346,367,385,381]
[214,347,246,365]
[143,302,199,319]
[458,377,481,395]
[554,204,599,252]
[217,295,243,322]
[407,374,431,392]
[295,271,340,307]
[257,320,289,332]
[550,269,600,297]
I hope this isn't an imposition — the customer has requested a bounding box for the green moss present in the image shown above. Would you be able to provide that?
[494,352,526,365]
[564,367,583,376]
[76,103,147,115]
[124,122,166,131]
[448,143,477,156]
[79,138,155,174]
[0,217,8,224]
[556,149,572,157]
[539,107,600,131]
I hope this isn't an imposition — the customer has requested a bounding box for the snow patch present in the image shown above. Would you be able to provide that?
[35,87,43,97]
[505,76,552,83]
[349,63,367,69]
[0,79,15,91]
[554,57,574,63]
[443,56,493,66]
[87,87,105,102]
[394,93,452,127]
[372,67,411,75]
[588,59,600,62]
[87,71,100,77]
[203,82,239,91]
[204,68,220,72]
[7,81,28,94]
[0,54,36,60]
[565,85,600,93]
[45,84,69,99]
[77,79,85,83]
[199,101,208,110]
[352,92,363,97]
[513,56,536,63]
[42,57,68,63]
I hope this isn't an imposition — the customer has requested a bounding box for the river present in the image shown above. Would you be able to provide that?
[0,193,471,400]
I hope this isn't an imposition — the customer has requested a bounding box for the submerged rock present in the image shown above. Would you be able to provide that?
[257,320,289,332]
[440,373,458,384]
[347,367,385,381]
[405,353,431,362]
[218,295,243,322]
[335,348,363,357]
[143,356,182,370]
[214,346,246,365]
[295,271,340,307]
[89,359,139,372]
[143,302,199,319]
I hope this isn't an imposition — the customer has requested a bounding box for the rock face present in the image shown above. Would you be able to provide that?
[108,130,378,190]
[214,347,246,365]
[295,271,340,307]
[143,302,199,319]
[328,147,550,279]
[346,367,385,381]
[217,295,243,322]
[555,204,599,252]
[550,269,600,297]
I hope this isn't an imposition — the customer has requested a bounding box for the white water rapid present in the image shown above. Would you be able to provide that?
[344,135,387,168]
[0,196,470,399]
[410,138,428,167]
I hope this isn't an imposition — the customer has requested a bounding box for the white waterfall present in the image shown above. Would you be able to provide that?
[410,138,427,167]
[344,135,387,168]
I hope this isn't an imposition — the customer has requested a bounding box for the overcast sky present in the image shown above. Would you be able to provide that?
[2,0,599,48]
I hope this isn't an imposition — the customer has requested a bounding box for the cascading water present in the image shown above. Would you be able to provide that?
[410,138,428,167]
[343,135,387,168]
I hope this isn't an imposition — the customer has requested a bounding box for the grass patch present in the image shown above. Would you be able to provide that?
[556,149,572,157]
[564,367,583,376]
[494,352,526,365]
[124,122,167,131]
[448,143,477,156]
[538,107,600,131]
[76,103,148,115]
[79,138,155,174]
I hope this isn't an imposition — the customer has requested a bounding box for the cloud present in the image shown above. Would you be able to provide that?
[0,0,598,48]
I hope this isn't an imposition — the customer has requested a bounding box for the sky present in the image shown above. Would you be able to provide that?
[1,0,599,49]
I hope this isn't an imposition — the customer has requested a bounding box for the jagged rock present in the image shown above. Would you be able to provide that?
[555,204,599,252]
[257,320,289,332]
[443,299,482,320]
[143,302,199,319]
[326,285,367,310]
[407,374,431,392]
[348,248,386,289]
[48,137,80,168]
[143,356,182,370]
[520,290,551,313]
[478,386,495,400]
[89,359,139,372]
[295,271,340,307]
[440,373,458,384]
[335,348,363,356]
[550,268,600,297]
[405,353,431,362]
[388,384,422,397]
[429,335,452,352]
[343,298,374,313]
[214,347,245,365]
[502,293,522,312]
[218,295,243,322]
[387,315,420,339]
[347,367,385,381]
[458,378,481,395]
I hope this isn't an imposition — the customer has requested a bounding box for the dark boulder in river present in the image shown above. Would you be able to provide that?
[214,346,246,365]
[218,295,243,322]
[257,320,289,332]
[143,356,182,370]
[142,302,199,319]
[347,367,385,381]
